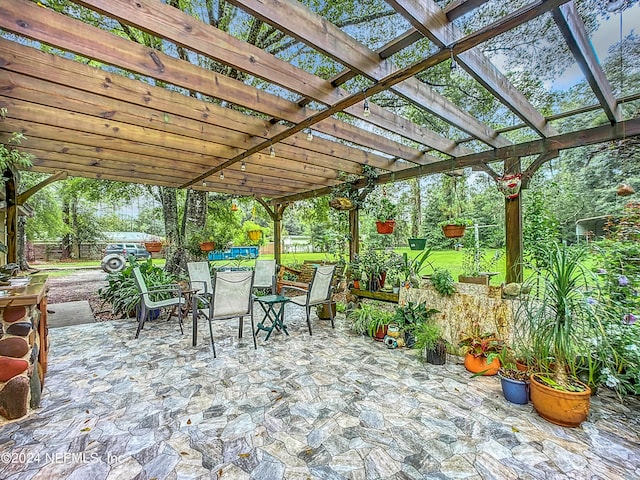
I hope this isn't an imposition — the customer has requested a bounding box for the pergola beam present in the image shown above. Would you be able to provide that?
[272,116,640,204]
[552,2,621,124]
[386,0,557,137]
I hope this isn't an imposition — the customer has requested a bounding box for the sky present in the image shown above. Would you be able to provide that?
[553,3,639,90]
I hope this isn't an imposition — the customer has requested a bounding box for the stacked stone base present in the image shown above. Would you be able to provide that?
[0,305,44,420]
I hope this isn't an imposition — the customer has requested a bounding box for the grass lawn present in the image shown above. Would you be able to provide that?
[32,249,510,285]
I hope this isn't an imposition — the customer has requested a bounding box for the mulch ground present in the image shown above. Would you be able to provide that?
[40,268,118,322]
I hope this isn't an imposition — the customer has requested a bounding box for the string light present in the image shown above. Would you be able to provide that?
[219,170,224,179]
[241,160,246,171]
[202,179,207,187]
[363,98,370,117]
[306,129,313,141]
[449,47,457,72]
[269,145,276,158]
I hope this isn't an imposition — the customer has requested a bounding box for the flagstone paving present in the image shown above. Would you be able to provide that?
[1,306,639,479]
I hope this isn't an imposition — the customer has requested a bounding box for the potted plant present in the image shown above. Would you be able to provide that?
[372,196,398,234]
[459,248,503,285]
[429,268,456,296]
[243,220,264,244]
[496,348,530,404]
[355,246,397,292]
[347,304,392,341]
[408,238,428,250]
[391,301,439,348]
[438,218,472,239]
[413,321,448,365]
[458,321,505,376]
[516,244,612,427]
[399,249,434,288]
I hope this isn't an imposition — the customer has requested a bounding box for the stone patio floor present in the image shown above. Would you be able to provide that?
[1,305,639,480]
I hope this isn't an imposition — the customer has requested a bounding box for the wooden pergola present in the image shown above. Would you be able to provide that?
[1,0,639,280]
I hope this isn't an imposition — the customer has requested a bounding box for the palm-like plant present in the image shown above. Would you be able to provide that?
[518,244,608,390]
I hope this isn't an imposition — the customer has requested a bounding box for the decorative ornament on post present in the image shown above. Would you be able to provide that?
[497,173,522,199]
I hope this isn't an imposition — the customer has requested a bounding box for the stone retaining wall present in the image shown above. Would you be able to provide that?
[0,304,46,421]
[400,281,520,352]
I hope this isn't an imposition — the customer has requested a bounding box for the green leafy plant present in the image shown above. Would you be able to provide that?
[458,321,505,364]
[413,321,445,352]
[461,248,503,277]
[347,303,392,337]
[399,249,434,286]
[429,268,456,296]
[516,244,612,391]
[437,218,473,227]
[98,257,182,318]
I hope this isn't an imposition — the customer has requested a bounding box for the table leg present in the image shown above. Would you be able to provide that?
[192,294,198,346]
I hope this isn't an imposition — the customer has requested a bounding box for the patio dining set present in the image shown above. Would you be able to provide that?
[132,260,338,357]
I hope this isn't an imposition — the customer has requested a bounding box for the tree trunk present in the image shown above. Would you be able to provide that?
[61,200,71,260]
[160,187,185,274]
[185,189,207,236]
[71,199,79,259]
[17,216,29,270]
[409,178,421,237]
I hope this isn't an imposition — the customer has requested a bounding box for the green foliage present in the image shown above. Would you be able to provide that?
[0,108,33,172]
[461,247,503,277]
[523,188,560,269]
[97,257,181,318]
[347,303,392,337]
[412,321,444,352]
[391,301,439,332]
[458,321,505,363]
[429,268,456,296]
[516,244,615,391]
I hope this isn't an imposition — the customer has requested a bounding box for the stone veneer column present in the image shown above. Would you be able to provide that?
[0,304,43,420]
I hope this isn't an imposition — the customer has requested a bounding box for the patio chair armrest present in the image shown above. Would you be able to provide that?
[281,285,308,296]
[189,280,209,294]
[145,284,183,297]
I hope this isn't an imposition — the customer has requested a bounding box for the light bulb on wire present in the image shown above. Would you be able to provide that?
[241,160,246,171]
[306,129,313,141]
[269,145,276,158]
[219,170,224,180]
[363,98,370,117]
[449,47,457,72]
[202,179,207,187]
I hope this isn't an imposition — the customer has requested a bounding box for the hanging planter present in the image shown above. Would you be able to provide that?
[497,173,522,199]
[329,197,355,211]
[441,224,466,238]
[199,241,215,252]
[247,230,262,241]
[408,238,427,250]
[144,242,162,253]
[375,220,395,234]
[617,184,635,196]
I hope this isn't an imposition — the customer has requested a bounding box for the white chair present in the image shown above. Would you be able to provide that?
[281,264,337,336]
[133,267,185,339]
[187,261,213,298]
[206,270,257,357]
[253,259,276,295]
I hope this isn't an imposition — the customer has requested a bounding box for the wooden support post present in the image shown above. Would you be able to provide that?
[254,197,287,266]
[504,158,523,283]
[349,207,360,263]
[4,168,17,264]
[273,204,286,266]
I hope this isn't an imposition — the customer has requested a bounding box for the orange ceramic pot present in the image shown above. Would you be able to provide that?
[463,352,500,376]
[529,373,591,427]
[442,224,466,238]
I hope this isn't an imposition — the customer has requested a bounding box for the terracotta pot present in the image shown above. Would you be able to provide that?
[441,224,466,238]
[144,242,162,253]
[375,220,395,234]
[353,280,360,289]
[317,302,336,320]
[516,360,529,372]
[372,324,388,342]
[529,373,591,427]
[200,241,215,252]
[463,352,500,375]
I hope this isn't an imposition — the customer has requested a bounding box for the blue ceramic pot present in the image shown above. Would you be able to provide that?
[499,375,530,404]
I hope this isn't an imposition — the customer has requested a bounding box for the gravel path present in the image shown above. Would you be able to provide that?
[41,268,114,321]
